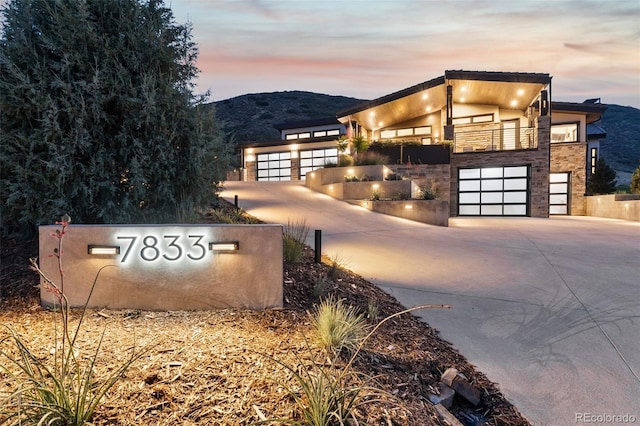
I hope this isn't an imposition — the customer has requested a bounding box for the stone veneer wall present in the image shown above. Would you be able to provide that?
[388,164,451,201]
[449,116,550,218]
[550,143,587,215]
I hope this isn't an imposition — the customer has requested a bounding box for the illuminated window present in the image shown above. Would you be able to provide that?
[452,114,494,125]
[379,126,432,139]
[551,123,578,143]
[591,147,598,174]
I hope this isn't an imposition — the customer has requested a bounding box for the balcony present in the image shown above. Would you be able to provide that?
[453,127,537,153]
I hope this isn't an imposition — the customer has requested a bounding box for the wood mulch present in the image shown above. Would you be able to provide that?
[1,216,530,425]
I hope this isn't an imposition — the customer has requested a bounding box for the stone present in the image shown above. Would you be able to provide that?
[441,367,481,406]
[428,382,455,409]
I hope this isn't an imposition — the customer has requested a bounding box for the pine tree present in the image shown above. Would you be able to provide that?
[630,166,640,194]
[1,0,231,234]
[587,157,617,195]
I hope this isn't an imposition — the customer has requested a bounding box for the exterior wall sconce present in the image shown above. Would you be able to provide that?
[88,245,120,255]
[209,241,239,251]
[372,184,380,189]
[405,204,413,209]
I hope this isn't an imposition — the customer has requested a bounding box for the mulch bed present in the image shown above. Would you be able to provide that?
[1,214,530,425]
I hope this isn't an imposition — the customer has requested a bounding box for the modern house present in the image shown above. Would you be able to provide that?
[236,70,607,218]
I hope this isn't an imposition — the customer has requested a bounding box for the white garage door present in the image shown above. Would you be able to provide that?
[549,172,570,215]
[257,152,291,181]
[299,148,338,180]
[458,165,530,216]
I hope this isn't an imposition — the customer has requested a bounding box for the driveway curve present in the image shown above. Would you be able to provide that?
[221,181,640,425]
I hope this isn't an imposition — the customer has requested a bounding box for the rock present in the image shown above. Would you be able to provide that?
[441,367,481,406]
[428,382,455,409]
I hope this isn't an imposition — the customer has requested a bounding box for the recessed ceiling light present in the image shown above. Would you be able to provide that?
[426,106,432,112]
[517,89,525,96]
[510,100,518,107]
[422,93,429,100]
[460,86,467,92]
[460,97,466,103]
[369,111,375,117]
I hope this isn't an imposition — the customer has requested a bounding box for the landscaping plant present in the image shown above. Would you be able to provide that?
[284,218,311,263]
[0,217,146,425]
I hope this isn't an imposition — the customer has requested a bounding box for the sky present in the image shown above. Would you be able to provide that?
[168,0,640,108]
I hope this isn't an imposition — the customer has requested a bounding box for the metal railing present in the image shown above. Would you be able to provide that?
[453,127,537,153]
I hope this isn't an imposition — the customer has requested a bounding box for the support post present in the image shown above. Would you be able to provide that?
[234,195,238,209]
[314,229,322,263]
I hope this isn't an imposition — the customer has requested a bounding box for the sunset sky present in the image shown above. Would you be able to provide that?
[169,0,640,108]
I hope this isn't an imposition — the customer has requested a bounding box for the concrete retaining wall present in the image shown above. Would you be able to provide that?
[585,194,640,222]
[352,200,449,226]
[38,224,283,311]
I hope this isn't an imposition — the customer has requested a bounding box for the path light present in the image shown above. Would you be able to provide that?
[88,245,120,256]
[209,241,239,252]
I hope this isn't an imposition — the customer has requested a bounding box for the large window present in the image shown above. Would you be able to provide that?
[551,123,578,143]
[380,126,431,139]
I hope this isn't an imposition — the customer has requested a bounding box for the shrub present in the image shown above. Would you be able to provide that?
[310,295,369,359]
[419,184,440,200]
[392,191,411,200]
[587,157,617,195]
[385,173,403,181]
[338,154,354,167]
[631,166,640,194]
[354,151,389,166]
[0,0,232,234]
[283,218,310,264]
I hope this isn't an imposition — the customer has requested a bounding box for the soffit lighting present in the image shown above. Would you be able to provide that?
[88,245,120,255]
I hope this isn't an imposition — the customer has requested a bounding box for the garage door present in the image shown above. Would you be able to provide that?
[458,165,530,216]
[299,148,338,180]
[257,152,291,181]
[549,172,570,215]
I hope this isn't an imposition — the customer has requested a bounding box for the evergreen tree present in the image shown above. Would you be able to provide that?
[0,0,231,234]
[587,157,617,195]
[630,166,640,194]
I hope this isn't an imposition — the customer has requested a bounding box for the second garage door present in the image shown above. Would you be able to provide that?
[458,165,530,216]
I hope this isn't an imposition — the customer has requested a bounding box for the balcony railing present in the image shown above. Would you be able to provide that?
[453,127,537,153]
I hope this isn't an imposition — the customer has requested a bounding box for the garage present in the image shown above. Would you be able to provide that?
[256,152,291,181]
[299,147,338,180]
[458,165,530,216]
[549,172,570,215]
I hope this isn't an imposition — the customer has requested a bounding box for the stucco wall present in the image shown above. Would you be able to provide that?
[354,199,449,227]
[38,224,283,311]
[586,194,640,222]
[551,142,588,215]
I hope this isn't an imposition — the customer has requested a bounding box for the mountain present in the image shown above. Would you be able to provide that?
[212,92,639,184]
[212,91,364,143]
[598,104,640,185]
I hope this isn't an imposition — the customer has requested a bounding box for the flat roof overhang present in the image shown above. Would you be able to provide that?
[337,70,551,131]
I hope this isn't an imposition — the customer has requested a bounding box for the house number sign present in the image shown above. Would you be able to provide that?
[116,234,208,263]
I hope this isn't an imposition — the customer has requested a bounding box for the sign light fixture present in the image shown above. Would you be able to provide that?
[88,245,120,255]
[209,241,239,252]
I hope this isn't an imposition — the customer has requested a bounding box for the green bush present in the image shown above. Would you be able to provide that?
[631,166,640,194]
[0,0,231,235]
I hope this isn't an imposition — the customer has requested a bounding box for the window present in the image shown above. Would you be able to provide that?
[551,123,578,143]
[452,114,494,125]
[379,126,432,139]
[591,147,598,174]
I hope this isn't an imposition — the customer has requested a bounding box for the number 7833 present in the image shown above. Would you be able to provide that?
[116,234,208,263]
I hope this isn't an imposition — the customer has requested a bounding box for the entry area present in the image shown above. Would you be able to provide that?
[458,165,530,216]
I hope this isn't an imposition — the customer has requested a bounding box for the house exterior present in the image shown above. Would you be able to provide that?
[237,70,607,218]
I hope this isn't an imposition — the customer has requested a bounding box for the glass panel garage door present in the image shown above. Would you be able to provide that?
[257,152,291,181]
[458,165,530,216]
[549,172,570,215]
[300,148,338,180]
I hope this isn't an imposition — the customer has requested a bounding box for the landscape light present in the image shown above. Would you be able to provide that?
[87,245,120,255]
[209,241,239,252]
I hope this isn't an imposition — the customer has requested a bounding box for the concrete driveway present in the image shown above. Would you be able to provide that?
[221,181,640,425]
